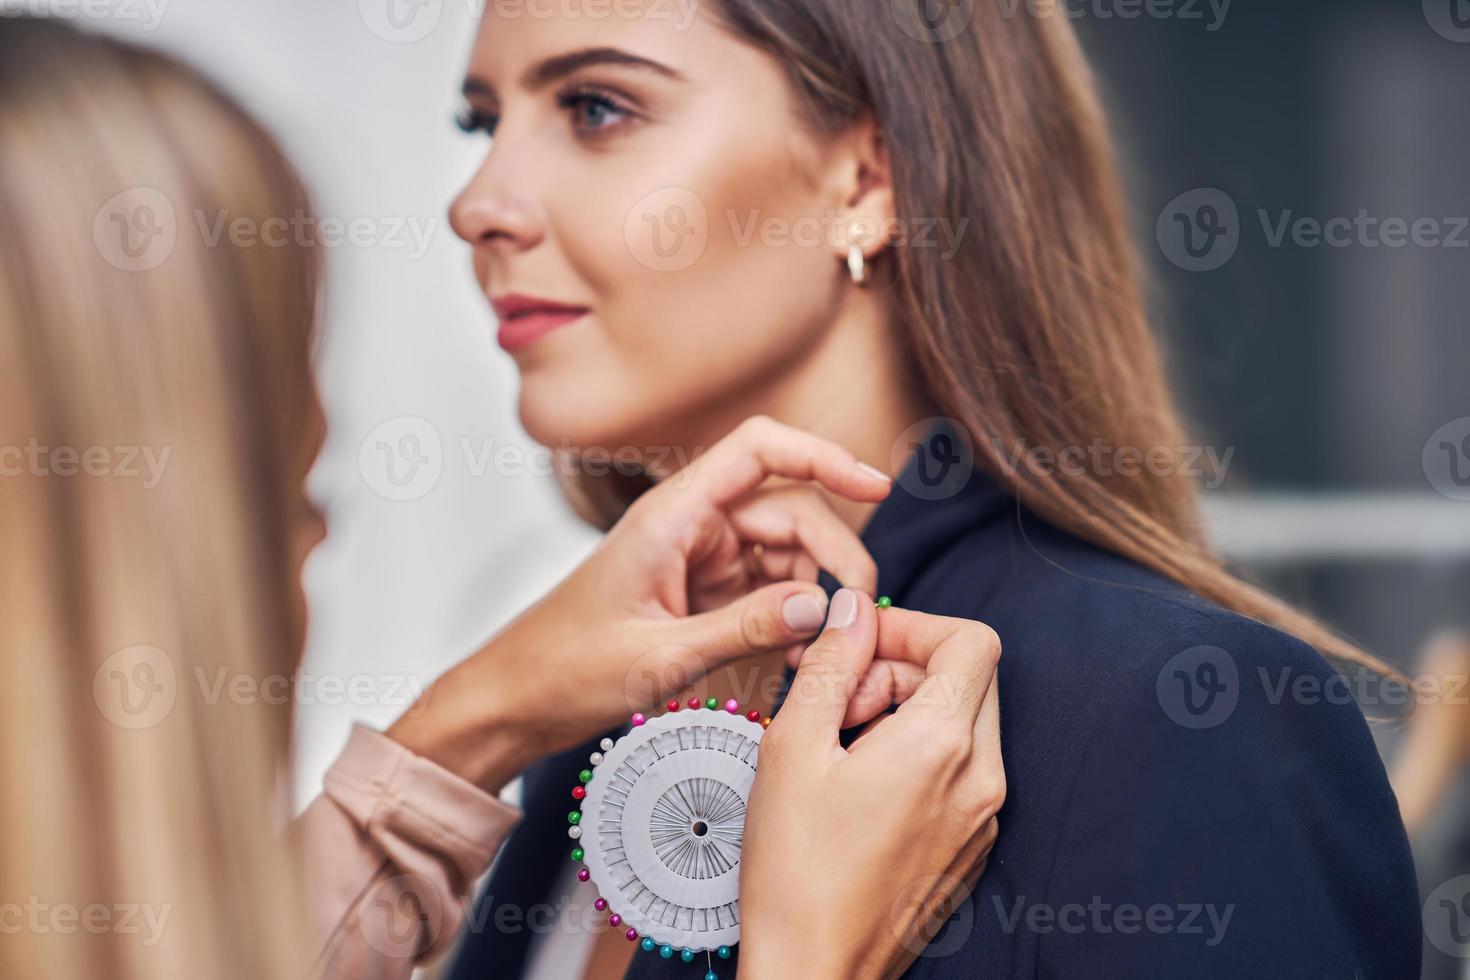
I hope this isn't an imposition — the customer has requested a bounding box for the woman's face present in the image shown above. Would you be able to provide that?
[451,2,858,455]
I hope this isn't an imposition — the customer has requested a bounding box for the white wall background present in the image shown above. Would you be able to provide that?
[23,0,598,804]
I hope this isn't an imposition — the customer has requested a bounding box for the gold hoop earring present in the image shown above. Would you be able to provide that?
[847,244,870,287]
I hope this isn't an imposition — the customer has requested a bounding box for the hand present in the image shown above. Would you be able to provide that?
[387,417,893,792]
[738,589,1005,980]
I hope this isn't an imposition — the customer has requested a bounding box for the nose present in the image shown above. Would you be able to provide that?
[450,154,546,253]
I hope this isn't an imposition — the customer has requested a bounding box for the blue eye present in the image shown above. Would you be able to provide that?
[557,89,630,136]
[455,106,498,138]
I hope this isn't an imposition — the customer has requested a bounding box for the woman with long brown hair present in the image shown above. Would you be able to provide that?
[445,1,1420,977]
[0,15,1008,980]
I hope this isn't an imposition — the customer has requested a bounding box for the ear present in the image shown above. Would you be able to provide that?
[830,115,895,263]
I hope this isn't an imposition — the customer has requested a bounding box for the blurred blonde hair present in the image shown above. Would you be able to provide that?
[0,18,319,979]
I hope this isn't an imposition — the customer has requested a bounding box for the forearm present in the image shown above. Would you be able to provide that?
[384,655,541,796]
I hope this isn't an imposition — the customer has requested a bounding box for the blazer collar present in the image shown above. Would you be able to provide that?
[855,417,1012,602]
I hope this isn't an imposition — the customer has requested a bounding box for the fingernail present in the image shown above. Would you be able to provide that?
[826,588,858,629]
[782,593,827,633]
[856,461,891,483]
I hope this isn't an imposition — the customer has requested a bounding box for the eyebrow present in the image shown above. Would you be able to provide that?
[462,46,686,98]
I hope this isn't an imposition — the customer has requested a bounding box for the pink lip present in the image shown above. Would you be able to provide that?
[491,293,590,352]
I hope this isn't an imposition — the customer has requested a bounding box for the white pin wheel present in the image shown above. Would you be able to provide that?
[571,705,765,965]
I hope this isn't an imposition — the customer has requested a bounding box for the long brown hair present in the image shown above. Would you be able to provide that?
[0,18,318,978]
[564,0,1398,681]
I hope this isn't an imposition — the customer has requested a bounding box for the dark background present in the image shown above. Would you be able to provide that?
[1076,2,1469,974]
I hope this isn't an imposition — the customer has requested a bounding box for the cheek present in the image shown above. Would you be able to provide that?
[533,127,844,446]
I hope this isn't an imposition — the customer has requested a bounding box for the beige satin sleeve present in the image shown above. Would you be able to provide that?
[294,724,523,980]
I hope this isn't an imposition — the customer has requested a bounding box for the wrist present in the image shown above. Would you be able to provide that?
[386,660,536,796]
[736,935,870,980]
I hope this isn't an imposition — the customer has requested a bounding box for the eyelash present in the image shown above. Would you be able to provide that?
[455,106,499,138]
[454,86,637,142]
[555,85,635,137]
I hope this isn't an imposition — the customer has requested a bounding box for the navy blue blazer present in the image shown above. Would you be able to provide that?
[451,425,1420,979]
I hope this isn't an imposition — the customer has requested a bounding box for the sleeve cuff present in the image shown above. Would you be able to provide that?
[323,723,523,868]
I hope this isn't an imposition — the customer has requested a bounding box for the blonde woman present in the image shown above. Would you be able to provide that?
[0,16,1003,980]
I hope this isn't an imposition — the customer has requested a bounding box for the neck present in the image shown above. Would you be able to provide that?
[663,287,933,533]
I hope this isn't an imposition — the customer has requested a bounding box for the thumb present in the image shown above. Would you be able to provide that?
[677,582,832,667]
[775,588,876,744]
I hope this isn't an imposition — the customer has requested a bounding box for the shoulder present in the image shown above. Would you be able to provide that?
[943,509,1397,810]
[935,510,1361,717]
[936,516,1420,976]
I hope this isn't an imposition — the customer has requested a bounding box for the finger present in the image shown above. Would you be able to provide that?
[841,659,928,729]
[745,545,818,586]
[971,670,1002,773]
[772,589,876,744]
[683,415,891,510]
[873,608,1001,727]
[728,487,878,594]
[848,713,886,747]
[672,582,832,666]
